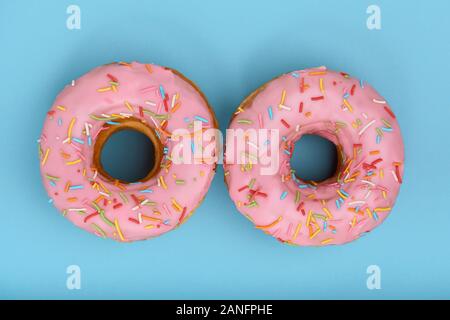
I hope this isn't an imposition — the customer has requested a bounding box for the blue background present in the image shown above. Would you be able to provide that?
[1,0,449,299]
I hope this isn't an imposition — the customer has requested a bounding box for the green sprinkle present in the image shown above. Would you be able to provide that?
[248,178,256,189]
[91,223,107,238]
[295,190,301,204]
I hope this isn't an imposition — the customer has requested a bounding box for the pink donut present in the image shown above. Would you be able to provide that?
[224,67,404,246]
[39,61,218,242]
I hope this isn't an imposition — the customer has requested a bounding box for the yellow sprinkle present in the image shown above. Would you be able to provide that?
[56,105,66,111]
[280,89,286,105]
[145,64,153,74]
[64,181,71,192]
[159,176,167,189]
[66,158,81,166]
[382,191,387,199]
[309,71,327,76]
[97,181,110,194]
[323,207,333,219]
[292,223,302,240]
[343,99,353,112]
[142,215,162,222]
[374,207,391,212]
[319,78,325,94]
[306,210,313,226]
[321,238,333,245]
[351,216,357,227]
[370,150,380,155]
[124,101,134,112]
[337,190,347,199]
[97,86,112,92]
[365,208,373,219]
[171,198,182,212]
[41,148,50,166]
[256,216,282,229]
[309,228,321,239]
[67,117,76,143]
[145,224,155,229]
[380,168,384,179]
[114,218,126,241]
[111,85,117,92]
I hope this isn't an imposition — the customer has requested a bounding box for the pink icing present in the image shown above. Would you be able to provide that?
[224,67,404,246]
[39,62,217,242]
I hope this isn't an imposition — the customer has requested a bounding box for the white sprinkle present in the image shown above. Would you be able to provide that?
[279,104,291,111]
[138,213,143,224]
[71,80,75,86]
[68,208,86,212]
[358,120,376,136]
[364,190,372,200]
[247,141,259,150]
[348,201,366,206]
[362,112,368,119]
[99,191,110,198]
[361,179,376,187]
[373,99,386,104]
[391,170,399,182]
[145,100,157,107]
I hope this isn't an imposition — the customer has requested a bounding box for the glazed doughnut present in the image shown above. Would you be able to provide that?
[224,67,404,246]
[39,61,218,242]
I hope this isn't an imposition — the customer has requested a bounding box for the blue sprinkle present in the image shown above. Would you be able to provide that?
[268,106,273,120]
[281,136,287,142]
[335,199,341,209]
[343,93,350,99]
[194,115,208,123]
[163,219,170,225]
[298,184,308,189]
[376,135,381,144]
[323,221,328,231]
[88,136,92,146]
[360,79,364,88]
[280,191,288,200]
[291,72,299,78]
[48,198,54,204]
[283,149,291,156]
[57,117,62,126]
[49,181,56,187]
[373,212,379,221]
[139,189,153,193]
[69,185,84,190]
[191,141,195,153]
[159,85,165,98]
[72,137,84,145]
[381,127,393,132]
[106,121,120,125]
[355,206,360,213]
[340,189,349,197]
[339,197,344,204]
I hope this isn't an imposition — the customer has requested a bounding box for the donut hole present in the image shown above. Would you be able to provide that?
[99,129,157,183]
[290,134,339,182]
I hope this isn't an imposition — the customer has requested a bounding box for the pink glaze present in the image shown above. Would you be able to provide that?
[224,67,404,246]
[39,62,217,242]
